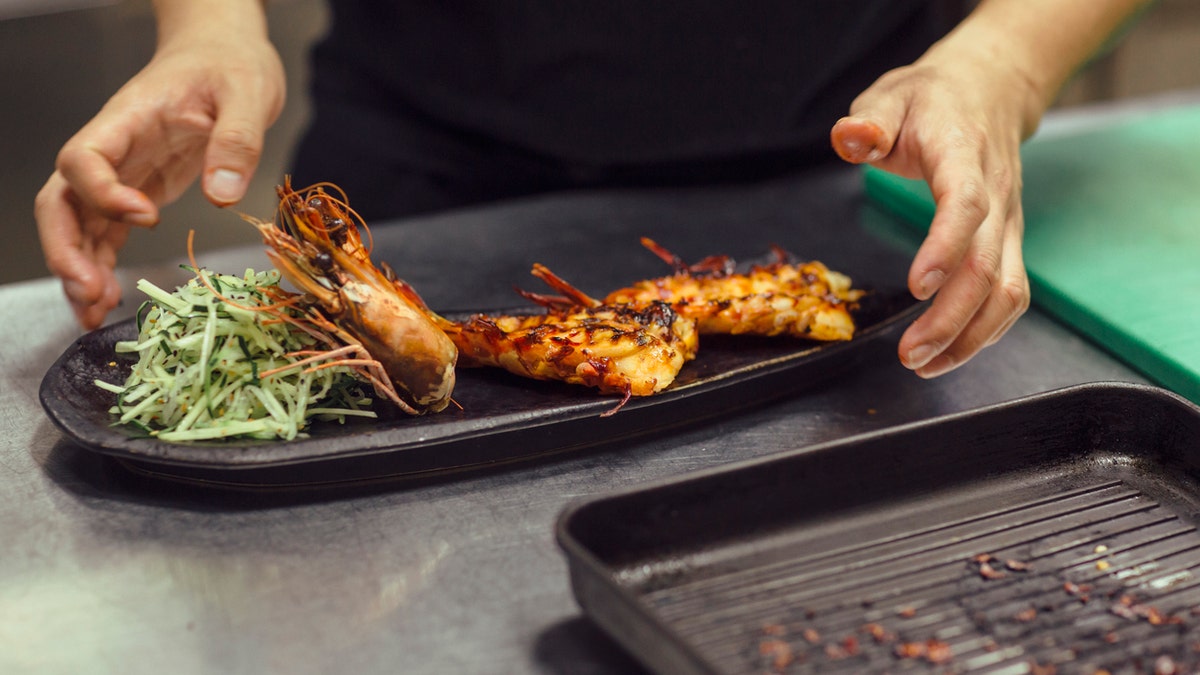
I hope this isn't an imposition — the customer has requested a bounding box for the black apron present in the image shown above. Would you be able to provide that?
[290,1,950,220]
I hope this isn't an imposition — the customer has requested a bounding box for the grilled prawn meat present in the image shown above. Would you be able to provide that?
[604,238,865,341]
[244,179,457,414]
[441,265,698,414]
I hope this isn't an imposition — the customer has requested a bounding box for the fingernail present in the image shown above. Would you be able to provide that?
[905,344,937,370]
[917,354,959,379]
[123,210,158,227]
[207,169,244,204]
[917,270,946,300]
[840,137,864,155]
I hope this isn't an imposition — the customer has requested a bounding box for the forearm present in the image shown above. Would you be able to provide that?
[927,0,1155,135]
[153,0,269,46]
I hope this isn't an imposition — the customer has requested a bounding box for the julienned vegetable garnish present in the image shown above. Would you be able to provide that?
[95,267,379,441]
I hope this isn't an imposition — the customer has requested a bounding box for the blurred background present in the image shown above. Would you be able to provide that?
[4,0,1199,286]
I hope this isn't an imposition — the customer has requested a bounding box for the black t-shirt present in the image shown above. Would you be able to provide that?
[292,2,950,218]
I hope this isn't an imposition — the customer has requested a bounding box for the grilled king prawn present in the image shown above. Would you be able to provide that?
[244,179,457,414]
[439,264,699,415]
[604,238,865,341]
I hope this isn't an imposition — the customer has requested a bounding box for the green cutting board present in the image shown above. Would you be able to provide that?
[865,104,1200,404]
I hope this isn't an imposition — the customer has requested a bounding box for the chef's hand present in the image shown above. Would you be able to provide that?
[831,0,1152,378]
[831,47,1039,379]
[35,0,284,330]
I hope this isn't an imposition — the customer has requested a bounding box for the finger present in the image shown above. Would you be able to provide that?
[908,146,993,301]
[912,216,1029,378]
[56,131,159,228]
[35,174,104,302]
[982,209,1030,349]
[36,173,130,329]
[85,237,126,329]
[69,224,125,329]
[202,94,275,206]
[831,75,914,165]
[898,209,1004,372]
[71,273,122,330]
[980,212,1030,350]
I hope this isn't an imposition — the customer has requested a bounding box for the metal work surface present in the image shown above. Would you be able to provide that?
[1,165,1149,674]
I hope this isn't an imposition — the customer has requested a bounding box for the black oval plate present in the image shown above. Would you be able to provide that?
[39,292,921,487]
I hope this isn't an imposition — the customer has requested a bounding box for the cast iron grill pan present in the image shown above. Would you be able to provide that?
[557,382,1200,674]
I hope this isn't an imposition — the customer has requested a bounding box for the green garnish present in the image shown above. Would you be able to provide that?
[97,268,375,441]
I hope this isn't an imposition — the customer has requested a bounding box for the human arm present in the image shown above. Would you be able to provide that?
[35,0,285,329]
[831,0,1155,377]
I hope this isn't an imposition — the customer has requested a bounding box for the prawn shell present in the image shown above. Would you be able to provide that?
[338,281,457,411]
[249,179,460,414]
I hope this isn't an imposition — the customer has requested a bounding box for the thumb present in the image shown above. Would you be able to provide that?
[201,104,269,207]
[830,86,907,165]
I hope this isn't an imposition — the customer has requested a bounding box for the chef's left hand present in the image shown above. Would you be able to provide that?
[831,43,1041,378]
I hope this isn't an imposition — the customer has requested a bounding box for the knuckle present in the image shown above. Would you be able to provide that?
[54,144,83,174]
[213,126,263,160]
[996,276,1031,317]
[950,121,987,150]
[857,65,910,96]
[951,179,990,227]
[963,247,1002,293]
[991,166,1017,197]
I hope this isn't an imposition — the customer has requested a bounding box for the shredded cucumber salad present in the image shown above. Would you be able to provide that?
[95,268,376,442]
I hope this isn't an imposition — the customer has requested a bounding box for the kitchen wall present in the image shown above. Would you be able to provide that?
[3,0,1198,286]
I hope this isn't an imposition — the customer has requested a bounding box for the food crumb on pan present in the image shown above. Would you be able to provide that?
[979,560,1007,580]
[892,639,952,664]
[823,635,858,659]
[756,637,794,671]
[1067,585,1092,603]
[861,622,895,644]
[740,546,1199,673]
[1155,655,1179,675]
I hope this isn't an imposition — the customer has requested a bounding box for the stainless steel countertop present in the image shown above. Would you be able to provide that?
[2,156,1152,673]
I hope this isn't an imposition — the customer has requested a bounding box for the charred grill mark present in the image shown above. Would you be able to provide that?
[600,242,863,342]
[444,297,695,403]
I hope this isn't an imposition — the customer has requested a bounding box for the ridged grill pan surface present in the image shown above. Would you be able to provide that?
[557,382,1200,674]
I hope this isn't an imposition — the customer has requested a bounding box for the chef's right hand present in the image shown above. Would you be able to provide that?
[35,0,285,330]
